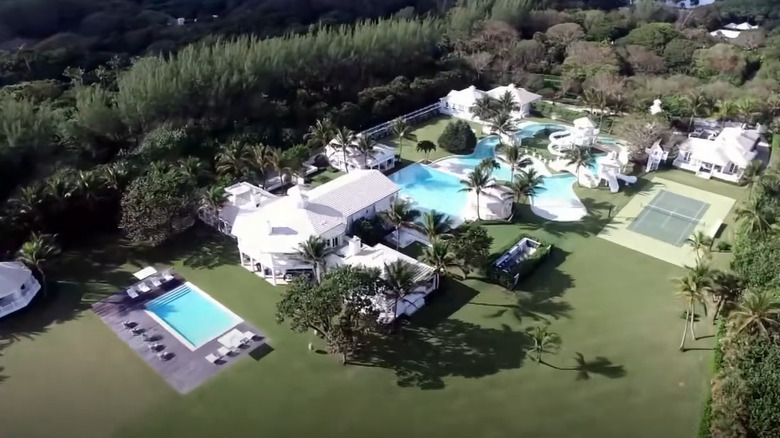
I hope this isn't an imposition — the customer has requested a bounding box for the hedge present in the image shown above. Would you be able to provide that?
[697,318,727,438]
[484,235,552,290]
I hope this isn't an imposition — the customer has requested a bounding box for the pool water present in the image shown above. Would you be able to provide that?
[146,283,242,349]
[390,122,604,221]
[389,163,467,219]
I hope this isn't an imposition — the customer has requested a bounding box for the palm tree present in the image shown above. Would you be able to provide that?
[305,118,334,150]
[459,166,497,221]
[267,148,291,187]
[478,157,500,174]
[715,99,735,126]
[380,199,421,250]
[735,195,772,236]
[421,237,460,277]
[563,146,595,187]
[415,140,437,162]
[504,168,543,205]
[43,175,74,215]
[735,97,760,126]
[488,111,515,139]
[675,265,711,351]
[682,92,712,129]
[729,290,780,336]
[392,117,413,159]
[496,90,519,115]
[470,96,497,121]
[355,135,376,169]
[740,160,765,195]
[73,170,101,206]
[248,143,270,187]
[293,236,332,283]
[332,127,356,173]
[420,210,453,241]
[98,162,130,192]
[216,141,251,180]
[685,231,713,261]
[201,185,226,213]
[176,157,210,183]
[10,185,44,228]
[710,271,742,323]
[527,325,561,363]
[382,260,418,324]
[581,88,601,114]
[499,141,531,183]
[16,233,60,296]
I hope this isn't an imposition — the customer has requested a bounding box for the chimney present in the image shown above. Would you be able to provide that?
[348,236,362,257]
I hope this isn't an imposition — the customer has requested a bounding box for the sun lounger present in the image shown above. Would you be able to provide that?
[137,282,151,293]
[150,277,163,288]
[205,353,221,363]
[148,343,161,351]
[157,351,172,361]
[242,331,258,341]
[217,346,233,357]
[126,287,139,299]
[122,320,136,328]
[161,270,174,282]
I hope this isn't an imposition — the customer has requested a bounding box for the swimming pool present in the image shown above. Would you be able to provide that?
[389,163,467,219]
[145,283,242,350]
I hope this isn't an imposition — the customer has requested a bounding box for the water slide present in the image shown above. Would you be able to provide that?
[602,171,637,193]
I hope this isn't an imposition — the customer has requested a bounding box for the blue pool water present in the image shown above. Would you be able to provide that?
[146,283,241,348]
[389,163,467,219]
[390,122,603,219]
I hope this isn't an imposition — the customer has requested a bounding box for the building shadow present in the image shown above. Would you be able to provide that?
[353,320,529,390]
[414,277,480,328]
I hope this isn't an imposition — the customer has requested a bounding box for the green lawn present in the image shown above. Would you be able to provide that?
[383,116,483,164]
[308,167,344,188]
[0,174,717,438]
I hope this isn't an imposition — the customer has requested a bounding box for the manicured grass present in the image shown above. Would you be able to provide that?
[1,174,716,438]
[383,116,483,163]
[308,167,345,187]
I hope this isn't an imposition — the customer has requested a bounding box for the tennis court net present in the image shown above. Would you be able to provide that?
[642,203,701,223]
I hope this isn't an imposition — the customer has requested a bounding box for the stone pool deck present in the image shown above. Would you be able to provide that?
[92,275,270,394]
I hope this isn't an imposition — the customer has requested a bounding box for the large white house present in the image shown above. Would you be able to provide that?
[440,84,542,122]
[325,137,397,173]
[0,261,41,319]
[668,126,762,182]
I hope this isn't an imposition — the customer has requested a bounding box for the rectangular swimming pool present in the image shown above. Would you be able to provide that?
[145,282,242,350]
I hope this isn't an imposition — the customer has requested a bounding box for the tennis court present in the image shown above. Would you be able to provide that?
[598,177,735,267]
[627,191,709,246]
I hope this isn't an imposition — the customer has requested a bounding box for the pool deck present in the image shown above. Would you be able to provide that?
[92,275,271,394]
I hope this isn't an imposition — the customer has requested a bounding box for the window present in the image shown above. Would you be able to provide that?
[680,151,692,162]
[324,236,340,248]
[726,162,737,174]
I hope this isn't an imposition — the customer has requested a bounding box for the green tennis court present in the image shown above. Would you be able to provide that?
[627,190,710,246]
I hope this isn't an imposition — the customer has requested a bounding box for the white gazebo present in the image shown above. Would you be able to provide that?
[0,261,41,319]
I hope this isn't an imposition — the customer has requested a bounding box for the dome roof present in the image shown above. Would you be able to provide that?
[0,261,33,296]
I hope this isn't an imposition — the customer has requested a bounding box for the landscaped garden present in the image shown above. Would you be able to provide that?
[1,175,717,437]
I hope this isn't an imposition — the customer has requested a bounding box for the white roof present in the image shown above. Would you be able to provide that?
[325,142,395,168]
[445,85,487,107]
[681,127,759,167]
[725,22,758,31]
[133,266,157,280]
[328,242,434,283]
[710,29,741,39]
[573,117,596,129]
[487,83,542,106]
[231,170,400,254]
[0,261,32,298]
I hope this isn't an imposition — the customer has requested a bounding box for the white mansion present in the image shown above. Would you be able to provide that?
[440,83,542,122]
[201,170,439,322]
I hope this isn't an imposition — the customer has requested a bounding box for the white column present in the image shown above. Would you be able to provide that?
[269,255,277,286]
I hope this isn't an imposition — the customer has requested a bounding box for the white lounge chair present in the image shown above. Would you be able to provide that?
[161,270,174,282]
[126,287,139,299]
[138,282,151,293]
[205,353,221,363]
[217,346,233,357]
[242,331,258,342]
[150,277,163,288]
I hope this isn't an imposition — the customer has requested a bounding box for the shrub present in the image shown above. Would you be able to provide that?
[350,216,388,246]
[313,154,330,168]
[716,241,732,252]
[484,235,552,290]
[438,120,477,154]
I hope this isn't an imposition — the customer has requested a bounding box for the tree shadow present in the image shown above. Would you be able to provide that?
[474,248,574,324]
[178,227,237,269]
[413,277,480,328]
[542,352,627,381]
[353,320,529,390]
